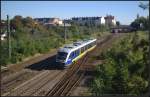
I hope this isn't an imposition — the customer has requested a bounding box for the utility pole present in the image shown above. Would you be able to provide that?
[7,15,11,60]
[64,20,66,43]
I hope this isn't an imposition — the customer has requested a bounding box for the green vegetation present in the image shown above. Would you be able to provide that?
[131,2,149,31]
[130,16,149,31]
[1,15,109,66]
[90,32,149,95]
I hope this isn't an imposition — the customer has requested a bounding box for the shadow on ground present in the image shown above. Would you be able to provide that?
[25,55,64,71]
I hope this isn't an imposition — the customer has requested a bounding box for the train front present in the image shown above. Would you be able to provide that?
[56,47,70,67]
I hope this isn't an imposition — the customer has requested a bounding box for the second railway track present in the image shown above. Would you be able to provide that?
[2,70,66,96]
[46,53,88,96]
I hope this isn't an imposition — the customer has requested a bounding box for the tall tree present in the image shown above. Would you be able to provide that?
[10,15,23,29]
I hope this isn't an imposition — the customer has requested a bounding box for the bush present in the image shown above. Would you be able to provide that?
[90,32,149,95]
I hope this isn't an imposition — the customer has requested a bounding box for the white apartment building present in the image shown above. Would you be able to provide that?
[100,17,105,24]
[72,15,116,27]
[104,15,116,26]
[72,17,106,26]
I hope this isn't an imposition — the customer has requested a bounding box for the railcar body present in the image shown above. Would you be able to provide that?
[56,38,97,67]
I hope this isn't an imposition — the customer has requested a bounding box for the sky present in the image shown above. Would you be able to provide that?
[1,1,149,25]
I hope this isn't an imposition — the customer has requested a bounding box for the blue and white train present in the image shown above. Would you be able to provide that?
[56,38,97,67]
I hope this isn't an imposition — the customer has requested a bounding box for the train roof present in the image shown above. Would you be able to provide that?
[58,38,97,53]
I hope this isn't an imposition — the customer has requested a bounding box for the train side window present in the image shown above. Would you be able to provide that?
[69,52,73,59]
[89,44,91,48]
[94,41,96,45]
[85,46,87,50]
[72,51,75,58]
[90,43,92,48]
[83,47,85,52]
[84,47,86,52]
[74,51,76,56]
[75,50,77,57]
[92,42,94,46]
[87,44,89,49]
[93,42,95,45]
[70,51,76,59]
[76,49,79,55]
[81,47,84,53]
[85,45,87,50]
[90,43,92,47]
[82,47,84,53]
[79,48,81,54]
[86,45,88,50]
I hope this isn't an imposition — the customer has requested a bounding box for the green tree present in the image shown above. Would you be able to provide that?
[22,16,35,28]
[127,76,148,95]
[10,15,23,29]
[111,52,129,94]
[130,16,149,30]
[90,32,149,95]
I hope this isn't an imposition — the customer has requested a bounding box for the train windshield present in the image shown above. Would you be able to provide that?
[57,52,68,60]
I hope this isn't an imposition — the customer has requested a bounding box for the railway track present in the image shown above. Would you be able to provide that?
[2,70,66,96]
[2,34,119,96]
[1,69,41,95]
[46,53,89,96]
